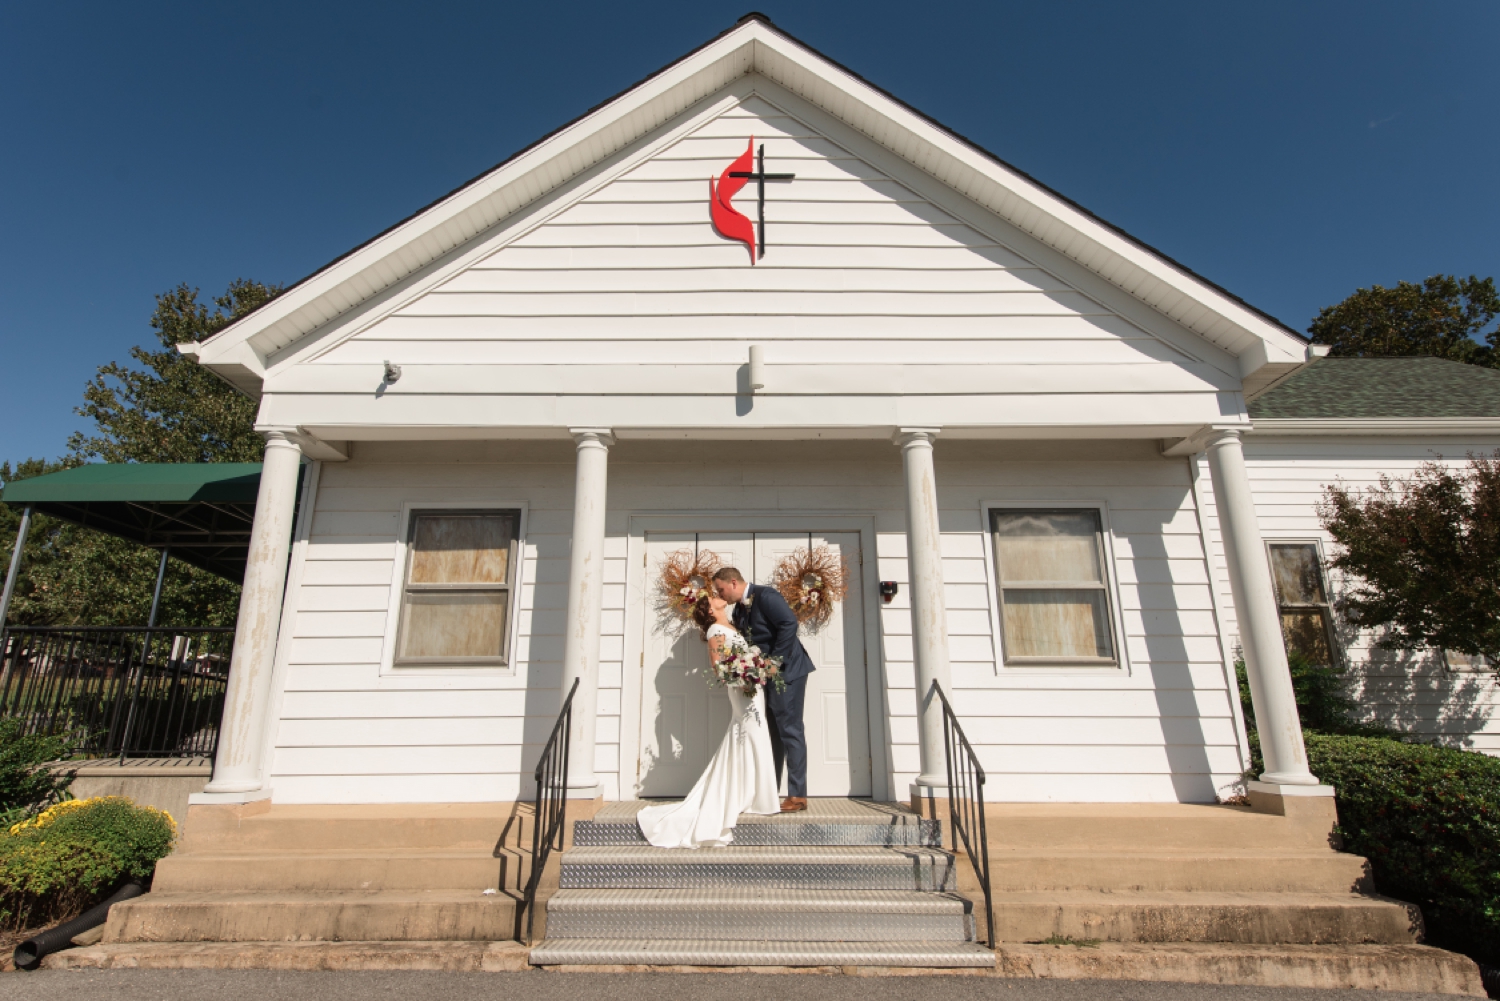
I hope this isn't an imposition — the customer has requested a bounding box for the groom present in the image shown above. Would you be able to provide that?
[712,567,813,813]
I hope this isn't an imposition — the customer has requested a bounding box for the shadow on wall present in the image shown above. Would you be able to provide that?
[1345,632,1494,750]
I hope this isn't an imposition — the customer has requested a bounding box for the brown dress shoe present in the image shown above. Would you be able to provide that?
[779,796,808,813]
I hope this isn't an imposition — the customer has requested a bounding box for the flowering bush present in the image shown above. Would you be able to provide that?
[0,796,176,930]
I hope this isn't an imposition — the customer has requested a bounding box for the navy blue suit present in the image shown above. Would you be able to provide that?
[734,582,815,796]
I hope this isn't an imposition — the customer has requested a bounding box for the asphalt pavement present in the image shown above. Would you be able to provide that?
[0,970,1464,1001]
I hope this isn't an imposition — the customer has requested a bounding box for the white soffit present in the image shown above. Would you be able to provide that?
[195,16,1306,379]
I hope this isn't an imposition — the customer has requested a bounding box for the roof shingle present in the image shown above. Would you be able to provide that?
[1249,357,1500,420]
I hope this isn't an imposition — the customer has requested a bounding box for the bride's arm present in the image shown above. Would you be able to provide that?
[706,633,726,662]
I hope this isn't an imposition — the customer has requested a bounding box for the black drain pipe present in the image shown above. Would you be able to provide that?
[13,879,146,970]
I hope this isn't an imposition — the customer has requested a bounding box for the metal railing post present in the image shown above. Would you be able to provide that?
[520,677,579,945]
[933,680,994,948]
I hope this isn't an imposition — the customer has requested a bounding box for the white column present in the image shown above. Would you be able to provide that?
[560,428,613,797]
[1204,428,1319,786]
[203,430,304,795]
[895,428,953,793]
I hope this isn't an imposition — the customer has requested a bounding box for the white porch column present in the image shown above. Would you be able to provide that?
[1204,428,1320,787]
[560,428,613,797]
[203,430,304,795]
[895,428,953,795]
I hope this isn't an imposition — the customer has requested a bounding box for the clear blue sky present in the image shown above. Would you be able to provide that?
[2,1,1495,464]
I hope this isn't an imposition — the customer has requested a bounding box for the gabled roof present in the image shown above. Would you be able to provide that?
[189,13,1309,398]
[1250,357,1500,420]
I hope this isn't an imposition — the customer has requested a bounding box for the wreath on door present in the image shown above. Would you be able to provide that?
[655,548,725,626]
[770,545,849,631]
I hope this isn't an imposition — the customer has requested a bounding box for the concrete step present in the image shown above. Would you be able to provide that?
[529,939,996,968]
[962,851,1371,894]
[543,888,975,942]
[558,845,956,891]
[994,941,1485,995]
[179,803,521,853]
[105,891,518,943]
[987,891,1422,945]
[152,850,510,893]
[978,803,1336,851]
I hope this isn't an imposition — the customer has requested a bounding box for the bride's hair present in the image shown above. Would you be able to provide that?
[690,595,716,635]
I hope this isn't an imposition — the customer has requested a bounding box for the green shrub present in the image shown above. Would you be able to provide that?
[1305,733,1500,967]
[0,795,176,930]
[0,718,73,825]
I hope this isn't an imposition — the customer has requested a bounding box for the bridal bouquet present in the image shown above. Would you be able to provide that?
[711,644,786,695]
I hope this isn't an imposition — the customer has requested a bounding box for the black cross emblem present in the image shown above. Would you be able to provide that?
[729,144,796,259]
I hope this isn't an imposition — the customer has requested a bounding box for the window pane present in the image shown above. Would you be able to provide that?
[993,511,1103,583]
[409,515,513,584]
[1280,610,1333,666]
[399,590,508,660]
[1002,588,1113,659]
[1269,544,1327,605]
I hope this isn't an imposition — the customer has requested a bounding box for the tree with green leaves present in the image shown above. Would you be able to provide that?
[1318,454,1500,668]
[1,280,279,627]
[1309,275,1500,366]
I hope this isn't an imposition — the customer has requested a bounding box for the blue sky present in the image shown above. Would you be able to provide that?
[2,1,1496,464]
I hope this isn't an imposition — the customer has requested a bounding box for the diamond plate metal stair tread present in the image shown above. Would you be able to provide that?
[593,800,925,825]
[528,939,997,967]
[546,889,971,914]
[561,845,950,864]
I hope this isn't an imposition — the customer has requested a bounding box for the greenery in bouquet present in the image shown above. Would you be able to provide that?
[710,644,786,695]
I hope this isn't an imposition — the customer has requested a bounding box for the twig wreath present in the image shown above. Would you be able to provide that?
[656,548,725,627]
[770,545,849,630]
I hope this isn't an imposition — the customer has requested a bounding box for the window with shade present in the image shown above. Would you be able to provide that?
[395,510,520,666]
[990,509,1117,665]
[1266,542,1336,667]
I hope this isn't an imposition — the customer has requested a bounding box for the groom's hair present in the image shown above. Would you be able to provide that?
[712,567,745,584]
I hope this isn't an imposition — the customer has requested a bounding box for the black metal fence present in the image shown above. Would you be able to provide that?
[0,626,233,759]
[518,678,579,945]
[934,680,994,946]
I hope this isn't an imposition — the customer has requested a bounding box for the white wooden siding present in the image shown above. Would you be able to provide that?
[261,97,1238,435]
[1196,437,1500,755]
[268,440,1244,804]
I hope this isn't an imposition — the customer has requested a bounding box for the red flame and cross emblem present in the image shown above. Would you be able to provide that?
[709,138,796,264]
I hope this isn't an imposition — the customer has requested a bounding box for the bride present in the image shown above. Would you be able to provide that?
[637,591,780,848]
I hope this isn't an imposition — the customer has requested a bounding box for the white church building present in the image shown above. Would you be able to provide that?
[180,15,1499,820]
[77,17,1500,982]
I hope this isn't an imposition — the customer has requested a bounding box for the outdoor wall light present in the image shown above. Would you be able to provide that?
[383,360,402,384]
[879,581,898,604]
[748,344,765,392]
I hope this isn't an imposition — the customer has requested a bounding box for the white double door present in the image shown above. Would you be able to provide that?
[637,531,872,798]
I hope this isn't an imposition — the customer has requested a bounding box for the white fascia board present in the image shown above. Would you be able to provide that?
[195,17,1306,390]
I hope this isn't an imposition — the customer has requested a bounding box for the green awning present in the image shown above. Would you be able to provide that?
[1,463,263,582]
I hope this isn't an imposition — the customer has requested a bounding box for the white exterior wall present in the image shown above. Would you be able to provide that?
[266,439,1247,805]
[1197,436,1500,755]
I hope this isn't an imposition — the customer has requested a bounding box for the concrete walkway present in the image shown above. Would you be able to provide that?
[0,970,1466,1001]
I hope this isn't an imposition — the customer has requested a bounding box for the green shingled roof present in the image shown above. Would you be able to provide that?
[1249,357,1500,420]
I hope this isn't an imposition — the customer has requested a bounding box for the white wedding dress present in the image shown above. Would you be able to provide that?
[637,624,780,848]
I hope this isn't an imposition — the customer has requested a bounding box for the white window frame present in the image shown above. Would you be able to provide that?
[981,500,1129,672]
[1263,538,1340,669]
[382,501,529,676]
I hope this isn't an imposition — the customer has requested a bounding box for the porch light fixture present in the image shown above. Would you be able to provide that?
[748,344,765,392]
[383,360,402,384]
[880,581,898,604]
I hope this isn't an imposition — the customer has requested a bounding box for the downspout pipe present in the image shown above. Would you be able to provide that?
[13,879,145,970]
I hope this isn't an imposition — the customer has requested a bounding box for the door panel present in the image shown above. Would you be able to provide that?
[753,532,872,797]
[637,533,752,797]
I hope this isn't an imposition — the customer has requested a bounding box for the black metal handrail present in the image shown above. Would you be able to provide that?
[0,626,234,759]
[518,677,579,945]
[934,680,994,947]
